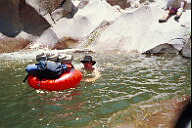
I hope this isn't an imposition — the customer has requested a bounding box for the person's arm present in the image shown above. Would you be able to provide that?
[83,67,101,82]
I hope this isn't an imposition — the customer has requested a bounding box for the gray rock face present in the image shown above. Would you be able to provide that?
[181,47,191,58]
[94,5,191,53]
[0,0,22,37]
[30,28,59,48]
[143,43,179,54]
[19,1,51,36]
[180,38,191,58]
[51,0,78,22]
[0,0,59,49]
[0,0,50,37]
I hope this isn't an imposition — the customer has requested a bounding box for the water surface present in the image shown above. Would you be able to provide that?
[0,52,191,128]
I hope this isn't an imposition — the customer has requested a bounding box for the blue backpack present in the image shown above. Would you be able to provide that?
[25,60,67,79]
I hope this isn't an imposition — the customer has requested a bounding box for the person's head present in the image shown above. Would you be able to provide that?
[80,56,96,70]
[58,54,73,64]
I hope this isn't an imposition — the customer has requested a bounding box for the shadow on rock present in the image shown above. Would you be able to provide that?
[0,0,50,37]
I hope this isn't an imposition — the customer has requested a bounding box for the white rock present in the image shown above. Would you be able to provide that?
[52,0,122,39]
[94,5,191,53]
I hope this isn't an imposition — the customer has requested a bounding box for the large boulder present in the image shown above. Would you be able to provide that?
[0,0,59,50]
[0,0,22,37]
[93,5,191,53]
[0,0,51,37]
[52,0,122,39]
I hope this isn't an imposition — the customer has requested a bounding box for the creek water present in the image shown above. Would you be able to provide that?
[0,52,191,128]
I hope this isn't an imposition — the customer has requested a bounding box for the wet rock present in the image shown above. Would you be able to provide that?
[142,43,179,54]
[0,38,30,53]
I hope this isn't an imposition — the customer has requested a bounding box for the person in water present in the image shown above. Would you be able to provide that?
[159,0,187,22]
[23,53,73,82]
[80,55,101,82]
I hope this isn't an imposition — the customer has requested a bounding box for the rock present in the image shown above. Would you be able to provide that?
[0,38,30,53]
[106,0,131,9]
[52,37,79,49]
[94,5,191,53]
[106,0,142,9]
[0,0,51,37]
[19,1,51,36]
[180,47,191,58]
[0,0,60,50]
[28,28,59,49]
[77,0,89,9]
[142,43,179,54]
[0,0,22,37]
[51,0,78,22]
[180,38,191,58]
[52,0,122,39]
[25,0,46,15]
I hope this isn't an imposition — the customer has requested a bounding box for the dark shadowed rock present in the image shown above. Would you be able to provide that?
[0,0,50,37]
[0,0,22,37]
[143,43,179,54]
[51,0,78,22]
[19,1,51,36]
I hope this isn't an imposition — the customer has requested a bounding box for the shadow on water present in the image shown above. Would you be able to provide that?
[0,52,191,128]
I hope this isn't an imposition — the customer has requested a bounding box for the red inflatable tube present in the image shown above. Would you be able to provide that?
[27,69,83,91]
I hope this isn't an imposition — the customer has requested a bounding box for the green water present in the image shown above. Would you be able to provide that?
[0,53,191,128]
